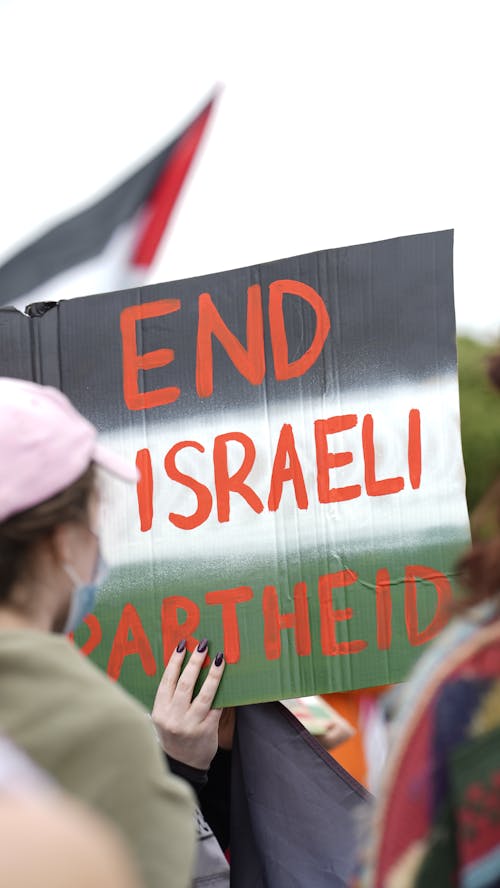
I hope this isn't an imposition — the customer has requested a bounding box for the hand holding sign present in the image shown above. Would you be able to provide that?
[0,231,470,709]
[152,640,225,769]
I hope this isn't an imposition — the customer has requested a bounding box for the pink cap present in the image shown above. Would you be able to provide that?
[0,377,137,523]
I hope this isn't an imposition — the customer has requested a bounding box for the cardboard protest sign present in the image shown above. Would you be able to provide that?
[0,231,470,708]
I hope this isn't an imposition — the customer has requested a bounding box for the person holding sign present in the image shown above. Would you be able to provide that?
[0,378,196,888]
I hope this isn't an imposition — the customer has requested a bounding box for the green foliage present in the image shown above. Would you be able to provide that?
[457,336,500,512]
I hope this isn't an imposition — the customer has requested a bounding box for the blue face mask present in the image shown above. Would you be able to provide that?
[63,547,109,635]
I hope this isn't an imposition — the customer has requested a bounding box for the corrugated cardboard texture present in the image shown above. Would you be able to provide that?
[0,231,470,707]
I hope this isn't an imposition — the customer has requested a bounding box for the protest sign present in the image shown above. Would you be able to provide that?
[0,231,470,708]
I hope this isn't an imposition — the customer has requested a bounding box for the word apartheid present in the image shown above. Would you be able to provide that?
[74,562,452,682]
[135,409,422,532]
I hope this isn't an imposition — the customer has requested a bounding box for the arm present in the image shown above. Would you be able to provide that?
[153,641,232,850]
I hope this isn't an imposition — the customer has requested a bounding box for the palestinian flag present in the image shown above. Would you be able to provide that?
[0,93,216,311]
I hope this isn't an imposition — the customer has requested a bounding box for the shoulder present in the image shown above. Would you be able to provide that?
[393,608,500,737]
[381,615,500,814]
[0,630,145,712]
[0,630,155,768]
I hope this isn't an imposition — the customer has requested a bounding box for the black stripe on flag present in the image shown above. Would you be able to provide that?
[0,95,215,307]
[230,702,370,887]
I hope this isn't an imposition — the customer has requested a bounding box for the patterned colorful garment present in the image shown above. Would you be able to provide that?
[358,600,500,887]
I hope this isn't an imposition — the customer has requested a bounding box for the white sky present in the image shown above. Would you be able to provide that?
[0,0,498,339]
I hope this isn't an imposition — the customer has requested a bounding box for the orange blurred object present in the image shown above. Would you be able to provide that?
[322,687,389,787]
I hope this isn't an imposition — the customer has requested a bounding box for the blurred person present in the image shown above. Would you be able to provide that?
[355,358,500,887]
[0,377,195,888]
[0,794,141,888]
[0,735,141,888]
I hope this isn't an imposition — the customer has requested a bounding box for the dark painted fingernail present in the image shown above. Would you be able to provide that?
[214,651,224,667]
[197,638,208,653]
[176,639,186,653]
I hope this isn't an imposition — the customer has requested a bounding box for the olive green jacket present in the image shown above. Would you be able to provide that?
[0,629,195,888]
